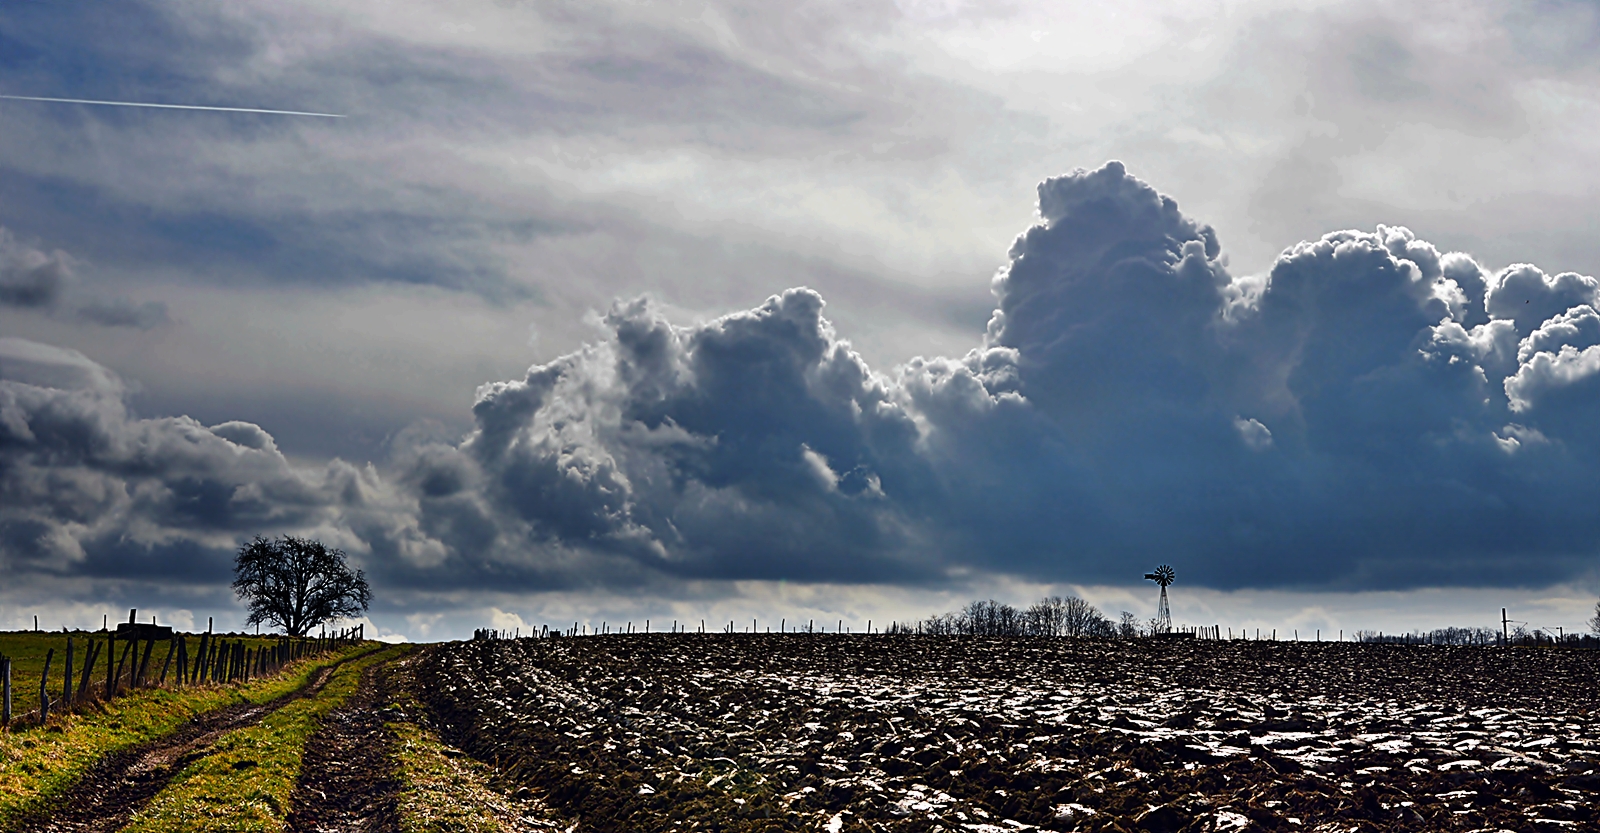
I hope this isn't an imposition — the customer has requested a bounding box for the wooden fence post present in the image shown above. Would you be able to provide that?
[77,639,99,702]
[112,637,131,696]
[196,632,210,684]
[135,636,155,688]
[158,636,175,686]
[39,649,53,724]
[105,632,117,699]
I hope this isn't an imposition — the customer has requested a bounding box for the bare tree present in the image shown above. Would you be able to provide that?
[1025,597,1067,636]
[1590,600,1600,637]
[958,600,1026,636]
[1118,611,1141,639]
[233,535,371,637]
[920,612,960,635]
[1061,596,1107,637]
[923,596,1114,638]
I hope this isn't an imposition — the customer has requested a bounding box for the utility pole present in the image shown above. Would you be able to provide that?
[1502,608,1510,645]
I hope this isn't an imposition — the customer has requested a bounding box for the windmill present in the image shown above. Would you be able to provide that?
[1144,565,1175,635]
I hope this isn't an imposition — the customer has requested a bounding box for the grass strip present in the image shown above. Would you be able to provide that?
[392,720,568,833]
[387,655,566,833]
[0,643,375,828]
[119,645,406,833]
[0,632,320,721]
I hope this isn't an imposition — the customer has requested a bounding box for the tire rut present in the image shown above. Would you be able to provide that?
[285,659,402,833]
[3,648,375,833]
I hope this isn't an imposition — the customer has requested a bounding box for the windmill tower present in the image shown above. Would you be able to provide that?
[1143,565,1175,635]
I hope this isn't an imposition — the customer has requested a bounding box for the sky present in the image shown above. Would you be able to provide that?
[3,0,1600,642]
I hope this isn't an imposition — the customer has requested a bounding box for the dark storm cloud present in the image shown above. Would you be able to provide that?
[8,162,1600,597]
[398,288,936,586]
[0,337,382,585]
[373,162,1600,593]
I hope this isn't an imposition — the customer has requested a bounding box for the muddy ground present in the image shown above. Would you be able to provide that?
[285,660,402,833]
[416,635,1600,833]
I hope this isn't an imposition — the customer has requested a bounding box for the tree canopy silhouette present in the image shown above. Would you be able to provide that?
[232,535,371,637]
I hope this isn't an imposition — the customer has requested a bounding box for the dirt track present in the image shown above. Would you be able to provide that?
[285,660,402,833]
[2,651,369,833]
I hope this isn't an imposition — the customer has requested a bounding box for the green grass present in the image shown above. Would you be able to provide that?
[120,645,406,833]
[0,632,109,722]
[0,631,334,721]
[392,719,536,833]
[0,641,376,828]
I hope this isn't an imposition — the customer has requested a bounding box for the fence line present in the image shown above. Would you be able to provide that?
[0,618,365,730]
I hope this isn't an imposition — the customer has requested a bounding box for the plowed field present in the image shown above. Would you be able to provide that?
[417,635,1600,833]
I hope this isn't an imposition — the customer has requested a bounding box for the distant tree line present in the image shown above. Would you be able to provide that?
[1354,627,1501,645]
[1355,626,1600,647]
[884,596,1121,638]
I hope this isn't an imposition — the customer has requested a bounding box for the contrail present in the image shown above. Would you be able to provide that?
[0,94,344,118]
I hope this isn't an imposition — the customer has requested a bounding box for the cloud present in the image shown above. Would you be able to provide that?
[0,337,395,587]
[1234,416,1273,451]
[8,161,1600,609]
[408,287,933,587]
[0,225,170,329]
[400,161,1600,593]
[0,228,71,309]
[1486,265,1600,334]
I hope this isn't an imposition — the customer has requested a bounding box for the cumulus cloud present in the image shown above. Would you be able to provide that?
[413,287,933,585]
[363,162,1600,592]
[1486,265,1600,335]
[8,162,1600,600]
[0,337,400,586]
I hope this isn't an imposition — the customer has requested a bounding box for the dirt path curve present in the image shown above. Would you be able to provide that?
[284,659,402,833]
[2,648,377,833]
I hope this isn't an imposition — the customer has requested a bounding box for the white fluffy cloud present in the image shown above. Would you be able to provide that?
[6,162,1600,600]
